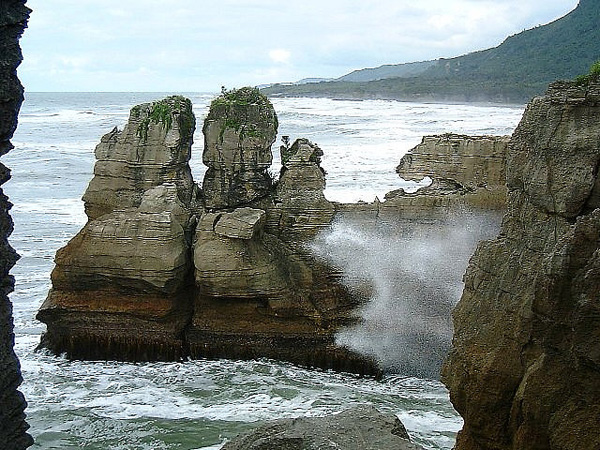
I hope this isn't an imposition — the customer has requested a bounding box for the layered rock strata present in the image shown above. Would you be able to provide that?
[0,2,33,448]
[442,80,600,449]
[38,89,376,375]
[38,99,199,362]
[202,87,277,209]
[382,133,510,220]
[222,405,424,450]
[267,138,335,241]
[82,95,197,220]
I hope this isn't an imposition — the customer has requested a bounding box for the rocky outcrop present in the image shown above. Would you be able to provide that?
[442,80,600,449]
[267,138,335,241]
[397,134,509,192]
[202,87,277,209]
[82,96,197,220]
[37,100,199,362]
[0,2,33,448]
[381,134,509,220]
[38,89,377,375]
[221,405,424,450]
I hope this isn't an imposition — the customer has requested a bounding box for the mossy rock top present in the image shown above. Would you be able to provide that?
[132,96,195,143]
[203,87,278,141]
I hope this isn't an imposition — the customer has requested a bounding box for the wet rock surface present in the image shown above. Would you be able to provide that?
[442,80,600,450]
[221,405,424,450]
[0,2,33,448]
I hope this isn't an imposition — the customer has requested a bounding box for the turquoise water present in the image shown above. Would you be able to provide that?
[6,93,523,449]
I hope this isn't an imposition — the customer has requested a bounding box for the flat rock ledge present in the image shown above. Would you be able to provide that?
[221,405,424,450]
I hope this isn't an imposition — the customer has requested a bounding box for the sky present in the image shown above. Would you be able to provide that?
[19,0,579,92]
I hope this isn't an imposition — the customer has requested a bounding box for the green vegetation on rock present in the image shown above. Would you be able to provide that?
[135,96,194,143]
[206,87,278,142]
[575,60,600,85]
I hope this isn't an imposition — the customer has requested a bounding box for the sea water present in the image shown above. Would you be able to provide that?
[6,92,524,449]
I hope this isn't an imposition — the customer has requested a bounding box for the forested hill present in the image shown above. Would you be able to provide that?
[263,0,600,103]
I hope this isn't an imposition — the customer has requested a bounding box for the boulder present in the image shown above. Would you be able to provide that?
[202,87,277,209]
[221,405,424,450]
[441,79,600,450]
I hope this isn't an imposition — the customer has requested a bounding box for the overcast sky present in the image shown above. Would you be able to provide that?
[19,0,579,92]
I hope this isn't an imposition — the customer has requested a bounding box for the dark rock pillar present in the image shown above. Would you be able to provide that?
[0,1,33,448]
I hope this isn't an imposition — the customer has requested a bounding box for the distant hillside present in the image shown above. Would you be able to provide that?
[336,60,435,82]
[263,0,600,103]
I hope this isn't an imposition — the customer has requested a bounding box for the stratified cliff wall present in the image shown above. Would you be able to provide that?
[442,80,600,449]
[0,1,33,448]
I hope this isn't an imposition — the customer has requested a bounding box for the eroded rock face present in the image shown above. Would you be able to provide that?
[221,405,424,450]
[267,138,335,241]
[37,100,199,362]
[0,2,33,448]
[397,134,509,191]
[37,92,377,375]
[381,134,510,218]
[442,80,600,450]
[82,96,197,220]
[189,206,373,373]
[202,87,277,209]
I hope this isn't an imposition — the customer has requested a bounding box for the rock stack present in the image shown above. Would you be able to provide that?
[37,88,376,375]
[267,138,335,241]
[38,97,200,361]
[82,96,197,219]
[202,87,277,209]
[442,80,600,449]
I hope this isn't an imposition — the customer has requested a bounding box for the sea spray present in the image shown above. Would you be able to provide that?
[310,209,502,378]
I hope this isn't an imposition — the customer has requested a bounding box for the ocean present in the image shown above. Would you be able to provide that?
[6,92,524,449]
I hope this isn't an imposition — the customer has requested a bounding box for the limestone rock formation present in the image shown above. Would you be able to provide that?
[189,205,374,372]
[221,405,424,450]
[397,134,509,191]
[202,87,277,209]
[442,79,600,450]
[37,91,377,375]
[37,100,199,362]
[0,2,33,448]
[267,138,335,241]
[82,95,197,220]
[383,133,510,218]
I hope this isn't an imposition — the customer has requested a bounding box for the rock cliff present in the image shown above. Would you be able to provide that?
[0,1,33,448]
[38,89,376,375]
[442,79,600,449]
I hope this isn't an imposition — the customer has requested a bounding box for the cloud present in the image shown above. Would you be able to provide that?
[268,49,291,64]
[19,0,579,91]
